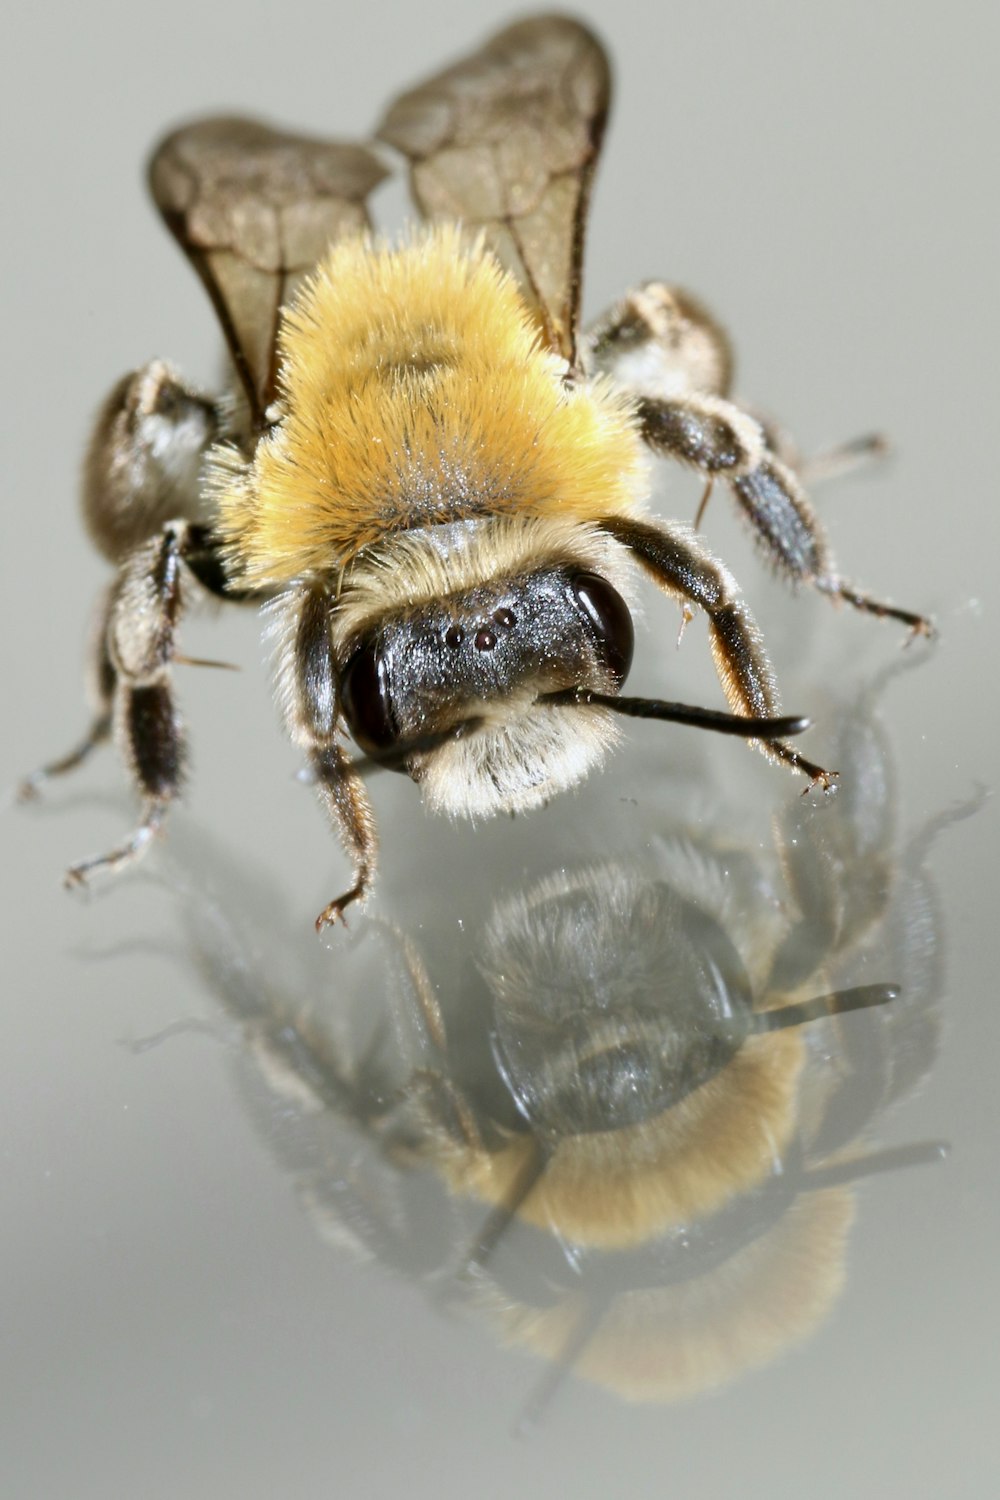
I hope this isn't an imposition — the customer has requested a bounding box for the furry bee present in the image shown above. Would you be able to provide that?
[22,16,931,928]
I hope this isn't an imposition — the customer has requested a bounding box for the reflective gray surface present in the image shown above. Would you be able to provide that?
[3,3,998,1496]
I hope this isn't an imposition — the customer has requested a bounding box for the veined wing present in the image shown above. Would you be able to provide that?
[149,117,388,426]
[376,15,611,370]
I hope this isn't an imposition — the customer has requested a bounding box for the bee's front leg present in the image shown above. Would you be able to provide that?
[274,588,378,931]
[309,742,378,931]
[599,514,834,787]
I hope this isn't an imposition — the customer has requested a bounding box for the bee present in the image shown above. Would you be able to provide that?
[22,16,932,928]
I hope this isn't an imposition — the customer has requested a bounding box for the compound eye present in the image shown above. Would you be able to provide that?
[340,640,397,754]
[571,572,634,686]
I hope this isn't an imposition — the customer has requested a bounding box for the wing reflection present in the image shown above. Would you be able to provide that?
[138,663,973,1421]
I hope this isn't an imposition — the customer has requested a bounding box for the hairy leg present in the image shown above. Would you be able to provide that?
[587,281,932,636]
[272,588,378,930]
[63,524,196,885]
[22,361,249,882]
[599,515,834,786]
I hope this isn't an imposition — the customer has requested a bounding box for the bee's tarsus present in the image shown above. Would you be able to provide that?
[315,885,364,933]
[797,766,840,796]
[62,802,165,891]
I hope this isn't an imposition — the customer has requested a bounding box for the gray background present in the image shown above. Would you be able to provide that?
[2,2,998,1496]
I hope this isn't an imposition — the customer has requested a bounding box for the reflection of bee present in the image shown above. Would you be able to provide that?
[370,859,897,1255]
[207,829,937,1417]
[131,666,964,1420]
[23,17,932,927]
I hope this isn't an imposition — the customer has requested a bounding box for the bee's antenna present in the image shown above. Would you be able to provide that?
[540,688,810,741]
[349,696,811,778]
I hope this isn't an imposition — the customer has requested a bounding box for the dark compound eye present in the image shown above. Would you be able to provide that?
[571,572,634,686]
[339,640,397,754]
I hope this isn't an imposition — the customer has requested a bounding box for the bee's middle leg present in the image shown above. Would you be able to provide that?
[64,525,195,888]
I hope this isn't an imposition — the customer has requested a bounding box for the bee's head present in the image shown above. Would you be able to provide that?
[334,520,636,816]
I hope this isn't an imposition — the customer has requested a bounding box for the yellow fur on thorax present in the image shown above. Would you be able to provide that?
[215,225,647,587]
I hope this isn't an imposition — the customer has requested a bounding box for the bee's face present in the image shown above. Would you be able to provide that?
[339,562,635,814]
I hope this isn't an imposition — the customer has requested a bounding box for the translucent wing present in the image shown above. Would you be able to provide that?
[376,15,611,369]
[148,117,389,425]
